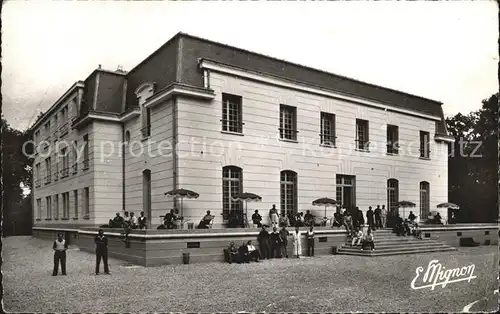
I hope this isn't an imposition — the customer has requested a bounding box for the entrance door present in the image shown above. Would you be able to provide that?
[336,175,356,212]
[143,170,152,228]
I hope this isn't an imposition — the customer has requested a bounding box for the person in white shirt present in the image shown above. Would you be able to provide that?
[129,212,138,228]
[351,227,364,247]
[246,240,261,262]
[361,228,375,251]
[52,232,68,276]
[292,226,302,258]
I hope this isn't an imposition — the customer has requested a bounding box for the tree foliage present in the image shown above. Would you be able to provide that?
[446,93,498,222]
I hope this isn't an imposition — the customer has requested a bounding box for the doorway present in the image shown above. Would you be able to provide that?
[336,175,356,213]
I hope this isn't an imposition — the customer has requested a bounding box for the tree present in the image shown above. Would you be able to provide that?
[446,93,498,222]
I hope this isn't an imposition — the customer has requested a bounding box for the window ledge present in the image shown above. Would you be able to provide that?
[320,144,336,148]
[386,152,399,156]
[61,218,70,220]
[355,148,370,152]
[54,218,59,220]
[72,217,79,220]
[35,218,42,221]
[419,157,431,160]
[141,136,151,142]
[83,216,90,220]
[221,131,244,136]
[279,138,298,143]
[45,218,52,221]
[83,167,89,171]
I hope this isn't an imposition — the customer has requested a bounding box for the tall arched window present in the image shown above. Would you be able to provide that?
[143,169,152,228]
[222,166,242,218]
[387,179,399,214]
[280,170,297,215]
[420,181,430,219]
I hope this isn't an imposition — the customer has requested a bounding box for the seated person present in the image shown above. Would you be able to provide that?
[434,213,443,225]
[343,212,353,235]
[408,211,416,222]
[164,209,177,229]
[361,228,375,251]
[279,211,290,227]
[238,242,249,263]
[393,215,404,236]
[251,210,262,228]
[332,212,342,227]
[227,242,239,263]
[111,212,124,228]
[197,210,214,229]
[288,212,297,227]
[403,219,411,236]
[351,227,364,246]
[228,210,243,228]
[412,223,423,239]
[129,212,138,229]
[246,240,261,262]
[295,212,305,227]
[304,210,314,226]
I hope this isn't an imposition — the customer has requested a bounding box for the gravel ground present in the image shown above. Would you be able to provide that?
[3,236,498,312]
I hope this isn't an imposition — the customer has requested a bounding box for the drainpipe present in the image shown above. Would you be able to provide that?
[172,96,178,213]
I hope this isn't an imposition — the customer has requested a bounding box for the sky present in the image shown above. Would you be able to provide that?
[2,1,498,131]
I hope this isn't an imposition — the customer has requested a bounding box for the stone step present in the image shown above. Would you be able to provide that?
[337,246,457,257]
[338,244,456,254]
[345,237,433,243]
[342,243,449,250]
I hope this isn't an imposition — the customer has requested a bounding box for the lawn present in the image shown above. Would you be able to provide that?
[2,236,498,312]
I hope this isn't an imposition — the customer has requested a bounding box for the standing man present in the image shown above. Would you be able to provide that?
[94,229,110,275]
[129,212,138,229]
[269,227,281,258]
[269,205,279,230]
[52,232,68,276]
[306,226,315,257]
[374,205,382,229]
[279,226,289,258]
[138,211,147,229]
[366,206,375,231]
[257,225,270,259]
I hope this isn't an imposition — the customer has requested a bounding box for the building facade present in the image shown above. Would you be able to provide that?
[31,33,454,229]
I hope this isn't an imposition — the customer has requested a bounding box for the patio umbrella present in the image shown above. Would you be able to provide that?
[397,201,416,219]
[437,202,460,210]
[164,188,199,217]
[312,197,339,218]
[232,192,262,226]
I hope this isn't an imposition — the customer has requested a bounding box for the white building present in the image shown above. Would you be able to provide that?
[31,33,454,229]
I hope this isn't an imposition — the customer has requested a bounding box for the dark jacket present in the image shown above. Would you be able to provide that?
[269,231,280,245]
[252,213,262,224]
[258,230,270,245]
[367,209,374,219]
[279,229,289,245]
[94,235,108,251]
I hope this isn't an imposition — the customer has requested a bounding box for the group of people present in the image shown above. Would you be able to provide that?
[350,227,376,250]
[226,225,317,263]
[391,211,423,239]
[251,206,320,229]
[51,229,111,276]
[105,211,147,242]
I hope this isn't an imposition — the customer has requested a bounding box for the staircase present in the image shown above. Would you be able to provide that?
[337,228,457,256]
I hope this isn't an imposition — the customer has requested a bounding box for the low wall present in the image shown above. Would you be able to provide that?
[32,223,499,266]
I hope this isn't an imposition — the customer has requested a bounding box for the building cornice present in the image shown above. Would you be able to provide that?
[143,83,215,109]
[31,81,85,131]
[199,59,442,122]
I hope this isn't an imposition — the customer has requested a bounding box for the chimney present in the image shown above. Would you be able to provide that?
[98,64,102,69]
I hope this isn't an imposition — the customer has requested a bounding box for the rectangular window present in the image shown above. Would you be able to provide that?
[61,147,69,178]
[336,175,356,210]
[54,194,59,219]
[35,163,41,187]
[221,93,243,133]
[387,125,399,155]
[83,187,90,218]
[46,196,52,219]
[44,121,51,141]
[356,119,369,150]
[73,190,78,218]
[72,141,78,174]
[35,130,40,146]
[320,112,336,146]
[36,199,42,219]
[280,104,297,140]
[83,134,89,169]
[44,157,51,184]
[420,131,430,158]
[222,166,242,219]
[141,108,152,138]
[280,171,297,215]
[62,192,70,219]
